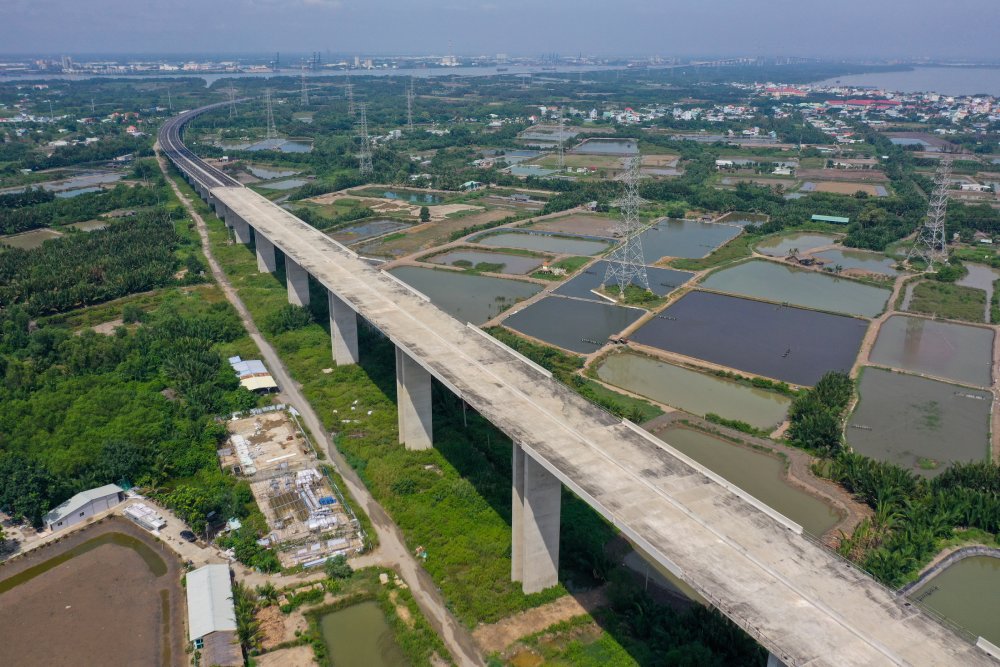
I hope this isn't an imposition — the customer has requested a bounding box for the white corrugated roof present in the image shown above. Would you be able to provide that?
[186,564,237,641]
[43,484,123,524]
[240,375,278,392]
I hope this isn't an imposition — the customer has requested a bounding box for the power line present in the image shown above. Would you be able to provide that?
[603,156,650,296]
[357,102,374,178]
[907,156,953,269]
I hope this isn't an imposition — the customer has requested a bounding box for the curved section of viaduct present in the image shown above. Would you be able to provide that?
[159,104,998,667]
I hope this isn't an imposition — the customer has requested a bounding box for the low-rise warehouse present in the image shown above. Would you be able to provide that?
[186,564,242,667]
[43,483,124,532]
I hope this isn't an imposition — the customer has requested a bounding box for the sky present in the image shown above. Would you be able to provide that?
[3,0,1000,59]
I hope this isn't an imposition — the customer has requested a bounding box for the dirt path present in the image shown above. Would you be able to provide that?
[472,587,608,655]
[158,148,485,667]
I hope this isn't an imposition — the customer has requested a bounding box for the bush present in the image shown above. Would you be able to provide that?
[324,554,353,580]
[263,303,313,335]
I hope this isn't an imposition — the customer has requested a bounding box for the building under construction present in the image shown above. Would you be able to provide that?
[218,409,366,567]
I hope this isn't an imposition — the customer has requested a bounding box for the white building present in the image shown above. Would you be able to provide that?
[43,484,124,532]
[187,564,242,666]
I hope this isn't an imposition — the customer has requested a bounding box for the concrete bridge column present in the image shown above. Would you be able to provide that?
[767,654,788,667]
[231,217,251,244]
[511,442,561,594]
[256,234,277,273]
[285,257,310,307]
[222,208,234,229]
[329,291,359,365]
[395,346,432,450]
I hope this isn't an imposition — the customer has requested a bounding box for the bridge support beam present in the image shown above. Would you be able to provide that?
[286,258,310,307]
[511,442,561,594]
[256,234,277,273]
[329,291,359,365]
[395,346,432,450]
[767,654,788,667]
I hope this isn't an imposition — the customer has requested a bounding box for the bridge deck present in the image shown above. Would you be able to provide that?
[208,185,991,667]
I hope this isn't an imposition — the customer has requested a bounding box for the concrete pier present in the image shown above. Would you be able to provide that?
[767,654,788,667]
[256,234,277,273]
[232,217,251,244]
[329,291,359,365]
[511,443,561,594]
[395,346,432,450]
[285,257,310,306]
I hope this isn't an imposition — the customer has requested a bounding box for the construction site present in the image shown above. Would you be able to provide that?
[219,407,366,568]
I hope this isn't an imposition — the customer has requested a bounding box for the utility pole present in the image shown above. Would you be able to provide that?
[406,78,414,131]
[603,156,650,296]
[907,156,953,269]
[357,102,374,178]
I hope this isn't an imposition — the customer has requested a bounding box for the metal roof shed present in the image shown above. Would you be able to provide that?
[186,564,237,642]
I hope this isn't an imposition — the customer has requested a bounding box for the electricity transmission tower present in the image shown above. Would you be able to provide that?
[300,67,309,106]
[263,88,277,140]
[603,156,650,295]
[357,102,374,178]
[557,112,566,171]
[406,78,415,131]
[907,156,953,269]
[227,86,237,119]
[346,78,355,116]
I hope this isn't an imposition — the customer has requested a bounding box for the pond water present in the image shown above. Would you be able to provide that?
[631,291,868,386]
[956,263,1000,323]
[554,261,692,301]
[257,178,308,190]
[597,353,791,430]
[847,367,991,477]
[0,171,126,196]
[222,138,313,153]
[756,233,841,257]
[715,212,769,227]
[653,426,841,536]
[811,248,901,276]
[246,166,298,180]
[66,219,108,232]
[378,190,444,204]
[890,137,933,149]
[910,556,1000,645]
[508,164,558,177]
[56,186,104,198]
[330,219,410,243]
[320,601,408,667]
[503,296,645,354]
[869,315,994,387]
[389,266,541,324]
[699,260,891,318]
[571,138,639,155]
[478,231,611,256]
[0,228,63,249]
[427,250,543,275]
[638,219,742,261]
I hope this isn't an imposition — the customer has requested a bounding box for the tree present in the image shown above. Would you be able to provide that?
[419,205,431,222]
[324,554,353,580]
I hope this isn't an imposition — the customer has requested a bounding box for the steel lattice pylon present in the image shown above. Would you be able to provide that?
[406,78,415,131]
[907,157,953,269]
[603,156,650,296]
[346,79,355,116]
[300,68,309,106]
[263,88,277,140]
[357,102,374,178]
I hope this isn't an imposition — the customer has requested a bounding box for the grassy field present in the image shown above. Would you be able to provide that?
[907,281,988,323]
[669,234,756,271]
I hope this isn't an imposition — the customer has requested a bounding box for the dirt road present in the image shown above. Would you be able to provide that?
[159,149,485,666]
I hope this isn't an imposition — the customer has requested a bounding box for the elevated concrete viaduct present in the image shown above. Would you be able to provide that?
[160,103,998,667]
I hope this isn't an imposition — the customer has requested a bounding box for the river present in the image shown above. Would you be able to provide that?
[812,66,1000,96]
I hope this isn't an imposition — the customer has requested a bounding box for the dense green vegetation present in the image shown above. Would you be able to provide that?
[0,183,165,235]
[0,294,258,528]
[0,214,199,315]
[787,371,854,454]
[829,455,1000,587]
